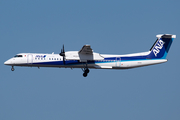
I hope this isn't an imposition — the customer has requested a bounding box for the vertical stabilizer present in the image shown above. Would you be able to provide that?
[147,34,176,59]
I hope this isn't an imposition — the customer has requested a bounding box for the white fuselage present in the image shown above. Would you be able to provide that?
[4,51,167,69]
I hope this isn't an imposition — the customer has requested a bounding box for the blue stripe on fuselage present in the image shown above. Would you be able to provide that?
[104,55,147,61]
[31,55,151,66]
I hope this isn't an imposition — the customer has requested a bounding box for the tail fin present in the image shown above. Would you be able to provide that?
[147,34,176,59]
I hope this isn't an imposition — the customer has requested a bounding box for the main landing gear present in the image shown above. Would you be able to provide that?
[83,68,90,77]
[82,62,90,77]
[11,66,14,71]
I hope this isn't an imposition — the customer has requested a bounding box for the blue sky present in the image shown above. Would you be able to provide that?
[0,0,180,120]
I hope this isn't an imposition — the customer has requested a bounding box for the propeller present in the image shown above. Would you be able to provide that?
[59,44,66,64]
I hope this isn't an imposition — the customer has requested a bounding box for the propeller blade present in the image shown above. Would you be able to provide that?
[63,44,65,53]
[63,56,65,64]
[59,45,65,56]
[59,44,66,65]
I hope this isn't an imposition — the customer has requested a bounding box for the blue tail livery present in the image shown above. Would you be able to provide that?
[147,34,176,59]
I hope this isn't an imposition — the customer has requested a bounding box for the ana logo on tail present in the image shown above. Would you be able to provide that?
[153,40,165,57]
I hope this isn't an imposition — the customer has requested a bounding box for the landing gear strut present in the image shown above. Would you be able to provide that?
[11,66,14,71]
[82,62,90,77]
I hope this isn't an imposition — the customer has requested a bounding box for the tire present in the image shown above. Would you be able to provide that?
[85,69,89,73]
[11,67,14,71]
[83,73,87,77]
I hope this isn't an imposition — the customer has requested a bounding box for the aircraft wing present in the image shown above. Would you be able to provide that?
[66,45,103,62]
[78,45,93,54]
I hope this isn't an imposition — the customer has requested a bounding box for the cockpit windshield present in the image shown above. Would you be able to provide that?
[14,55,23,57]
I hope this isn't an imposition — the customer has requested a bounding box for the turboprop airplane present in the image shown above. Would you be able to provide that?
[4,34,176,77]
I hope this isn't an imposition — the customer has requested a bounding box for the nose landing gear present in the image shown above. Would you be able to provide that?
[11,66,15,71]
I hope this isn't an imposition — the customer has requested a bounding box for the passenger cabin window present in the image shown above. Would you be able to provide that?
[14,55,23,57]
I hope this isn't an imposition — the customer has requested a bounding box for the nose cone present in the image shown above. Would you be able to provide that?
[4,59,11,65]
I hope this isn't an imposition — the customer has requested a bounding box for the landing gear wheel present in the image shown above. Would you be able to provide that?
[83,73,87,77]
[82,63,90,77]
[11,66,14,71]
[85,68,90,73]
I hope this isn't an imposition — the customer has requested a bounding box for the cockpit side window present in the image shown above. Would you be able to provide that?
[14,55,23,57]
